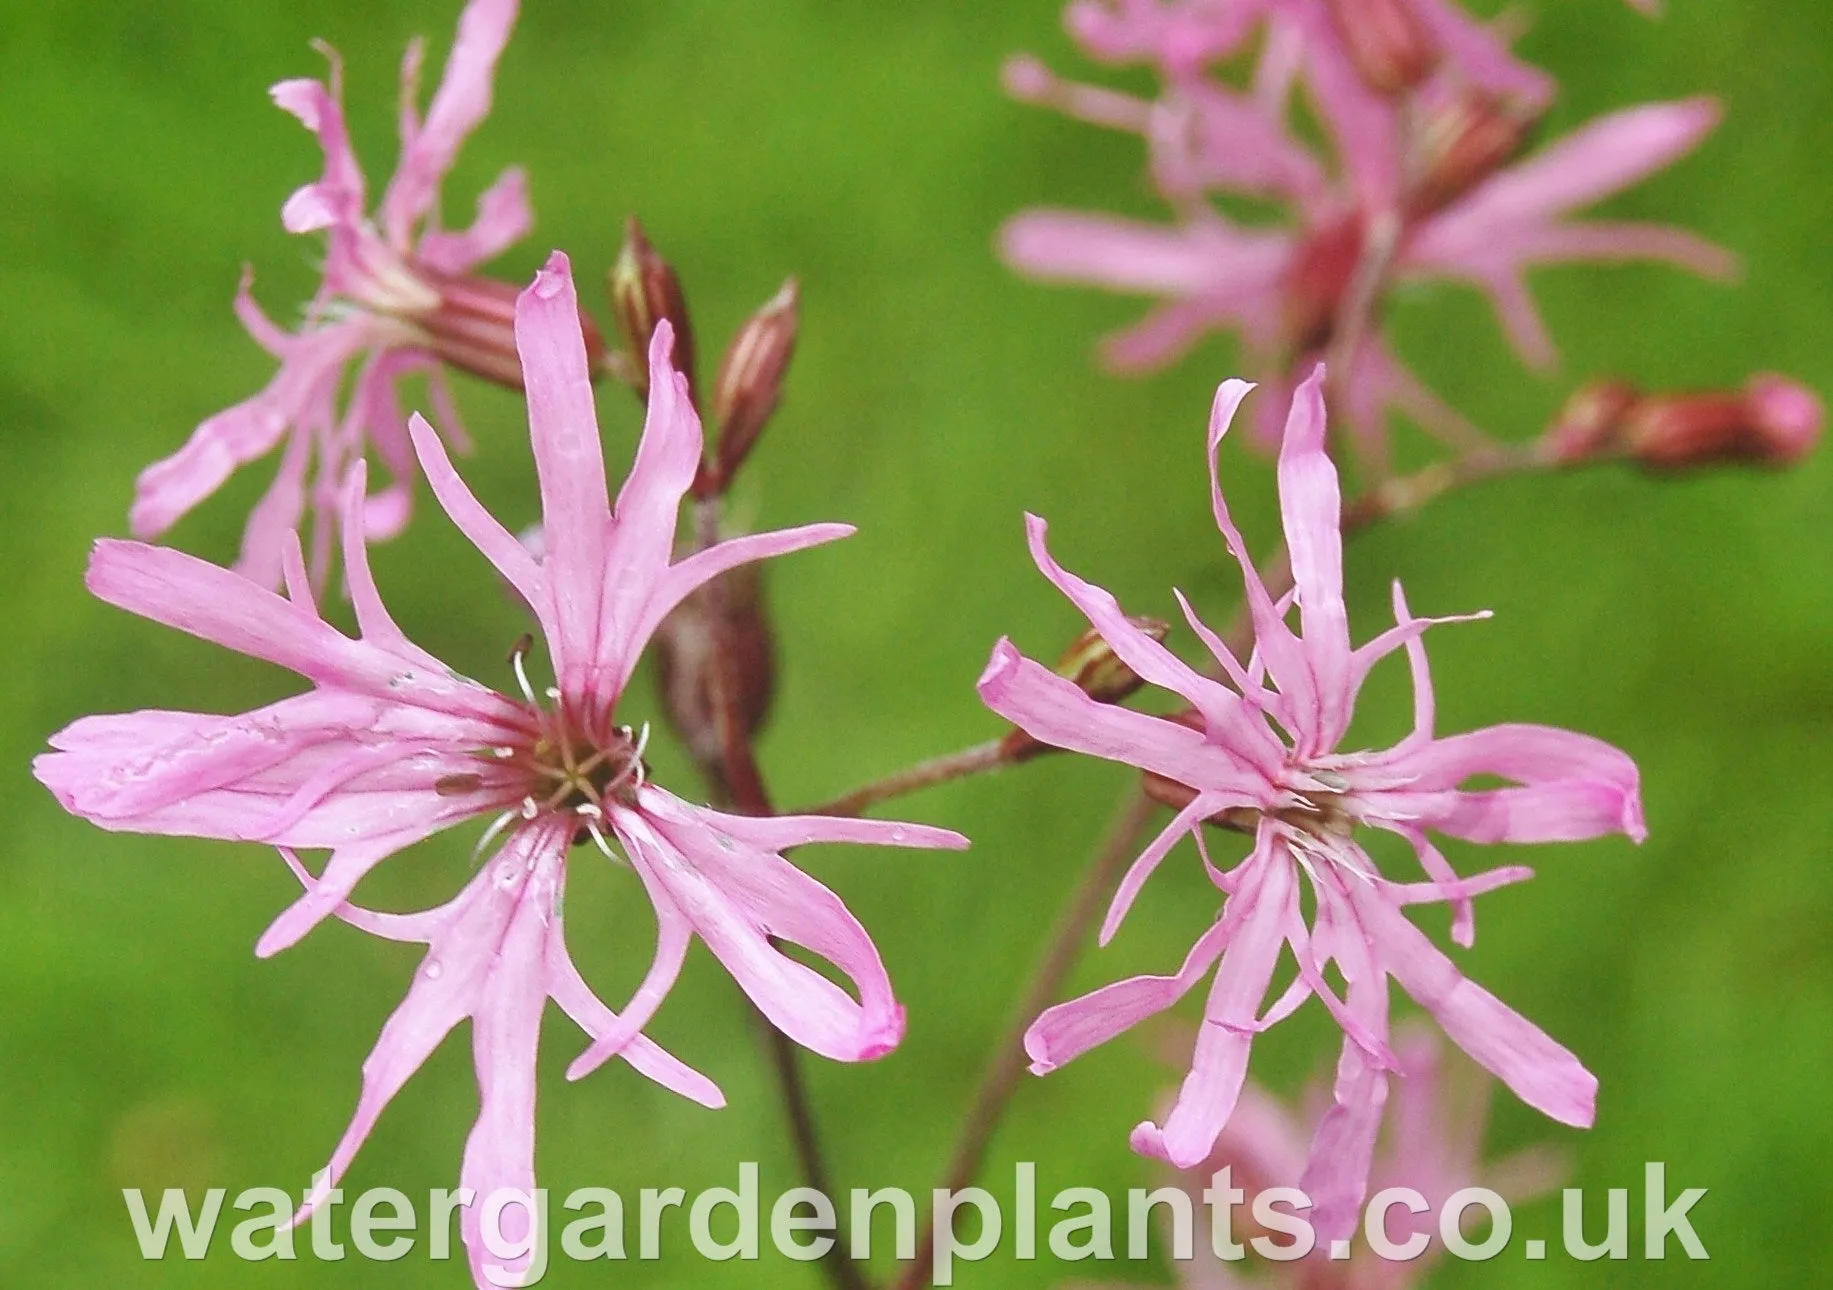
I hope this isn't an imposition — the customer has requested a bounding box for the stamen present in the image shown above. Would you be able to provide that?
[519,796,539,820]
[508,633,538,705]
[470,808,519,867]
[584,819,626,866]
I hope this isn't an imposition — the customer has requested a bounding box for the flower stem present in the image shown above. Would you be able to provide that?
[694,498,871,1290]
[802,738,1009,818]
[893,781,1159,1290]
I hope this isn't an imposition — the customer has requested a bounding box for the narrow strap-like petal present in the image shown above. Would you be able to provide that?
[407,412,544,613]
[978,638,1269,796]
[565,881,695,1081]
[594,323,704,693]
[380,0,520,246]
[1376,722,1646,844]
[1025,513,1275,759]
[1025,907,1238,1075]
[662,794,968,856]
[614,522,855,698]
[416,167,533,275]
[1131,852,1292,1168]
[1206,381,1317,734]
[620,806,904,1063]
[547,935,724,1109]
[1274,365,1354,751]
[1299,897,1391,1242]
[518,252,612,691]
[1100,792,1227,946]
[1352,884,1597,1128]
[129,323,364,543]
[459,858,549,1288]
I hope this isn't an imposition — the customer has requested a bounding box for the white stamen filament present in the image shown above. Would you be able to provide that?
[584,819,626,866]
[511,646,538,706]
[470,808,519,867]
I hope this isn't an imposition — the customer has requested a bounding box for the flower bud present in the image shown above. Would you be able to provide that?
[709,279,799,494]
[650,559,775,784]
[995,617,1173,764]
[1624,374,1824,469]
[1403,87,1540,219]
[1542,374,1824,469]
[418,272,606,390]
[1055,617,1170,705]
[609,218,697,403]
[1326,0,1437,96]
[1543,378,1641,464]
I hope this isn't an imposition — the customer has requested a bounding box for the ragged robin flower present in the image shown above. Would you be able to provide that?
[131,0,603,591]
[977,366,1642,1241]
[39,252,964,1287]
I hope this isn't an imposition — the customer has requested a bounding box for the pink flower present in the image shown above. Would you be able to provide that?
[1061,1024,1562,1289]
[1066,1025,1563,1290]
[40,252,966,1286]
[130,0,574,591]
[1001,3,1730,453]
[1061,0,1551,101]
[977,367,1642,1238]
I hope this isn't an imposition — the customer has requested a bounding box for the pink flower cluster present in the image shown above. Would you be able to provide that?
[1068,1025,1564,1290]
[1002,0,1730,457]
[29,3,1819,1289]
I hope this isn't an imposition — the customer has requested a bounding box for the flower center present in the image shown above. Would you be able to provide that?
[1268,766,1357,840]
[496,635,649,854]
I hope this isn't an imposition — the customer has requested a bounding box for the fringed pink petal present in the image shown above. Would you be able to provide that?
[977,638,1270,795]
[516,253,612,691]
[381,0,521,248]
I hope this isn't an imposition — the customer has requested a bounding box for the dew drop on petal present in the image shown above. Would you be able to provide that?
[423,960,444,981]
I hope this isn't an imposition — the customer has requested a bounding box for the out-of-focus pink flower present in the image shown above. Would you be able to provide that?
[41,253,966,1287]
[1065,1025,1563,1290]
[1399,97,1732,368]
[978,369,1642,1239]
[1001,2,1729,453]
[131,0,592,591]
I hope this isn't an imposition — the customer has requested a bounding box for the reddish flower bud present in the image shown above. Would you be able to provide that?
[650,560,775,785]
[1055,616,1170,705]
[1543,378,1642,464]
[1625,374,1824,469]
[417,272,606,390]
[709,279,799,494]
[997,616,1173,764]
[609,218,697,403]
[1543,373,1823,469]
[1326,0,1437,97]
[1403,87,1541,219]
[1282,213,1365,355]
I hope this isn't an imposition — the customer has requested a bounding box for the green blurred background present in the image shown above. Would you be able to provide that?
[2,0,1828,1285]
